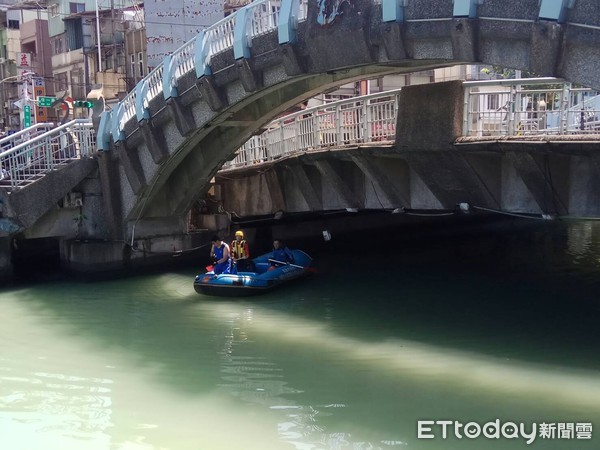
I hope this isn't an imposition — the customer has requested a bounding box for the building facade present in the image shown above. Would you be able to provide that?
[144,0,222,71]
[0,5,54,131]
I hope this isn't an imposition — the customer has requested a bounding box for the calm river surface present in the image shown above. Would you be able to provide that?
[1,218,600,450]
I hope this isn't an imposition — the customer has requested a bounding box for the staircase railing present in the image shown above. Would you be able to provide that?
[0,119,94,189]
[0,123,56,151]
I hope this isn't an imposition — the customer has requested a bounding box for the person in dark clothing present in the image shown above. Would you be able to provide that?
[269,239,294,270]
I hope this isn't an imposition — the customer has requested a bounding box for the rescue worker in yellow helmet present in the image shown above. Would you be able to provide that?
[231,230,252,272]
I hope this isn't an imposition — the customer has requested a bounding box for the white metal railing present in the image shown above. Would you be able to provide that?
[121,89,138,125]
[299,0,308,21]
[109,0,600,137]
[224,79,600,170]
[116,0,311,132]
[463,78,600,136]
[0,123,56,151]
[224,89,400,168]
[250,0,281,37]
[207,14,237,57]
[172,39,196,79]
[0,119,94,189]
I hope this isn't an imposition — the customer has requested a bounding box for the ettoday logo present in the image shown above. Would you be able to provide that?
[417,420,593,445]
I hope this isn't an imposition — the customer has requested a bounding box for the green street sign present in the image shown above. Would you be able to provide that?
[37,96,57,108]
[24,105,31,128]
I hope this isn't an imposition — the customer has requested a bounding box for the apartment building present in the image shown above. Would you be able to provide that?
[0,3,55,131]
[47,0,130,114]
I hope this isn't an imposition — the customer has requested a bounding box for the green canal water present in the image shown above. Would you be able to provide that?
[1,218,599,450]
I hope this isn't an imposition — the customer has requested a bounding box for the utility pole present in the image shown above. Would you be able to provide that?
[95,0,102,72]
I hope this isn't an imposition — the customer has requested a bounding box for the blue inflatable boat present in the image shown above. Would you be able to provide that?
[194,249,314,296]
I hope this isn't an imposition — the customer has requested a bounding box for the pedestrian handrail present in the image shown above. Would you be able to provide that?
[250,0,281,37]
[224,89,401,169]
[0,123,56,150]
[4,80,598,186]
[0,119,94,189]
[100,0,600,146]
[463,78,600,137]
[207,13,237,56]
[223,79,600,170]
[112,0,309,135]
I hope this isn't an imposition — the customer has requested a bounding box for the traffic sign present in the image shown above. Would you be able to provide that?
[24,105,31,127]
[37,96,57,107]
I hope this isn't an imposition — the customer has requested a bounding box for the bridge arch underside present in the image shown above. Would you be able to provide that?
[108,1,600,238]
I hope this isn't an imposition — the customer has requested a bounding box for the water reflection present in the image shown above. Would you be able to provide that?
[566,221,600,267]
[199,300,600,449]
[0,298,114,449]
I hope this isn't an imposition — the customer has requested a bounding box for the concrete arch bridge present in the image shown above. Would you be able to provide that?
[1,0,600,275]
[91,0,600,240]
[213,78,600,231]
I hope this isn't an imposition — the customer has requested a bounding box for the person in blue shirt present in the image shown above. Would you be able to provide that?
[269,239,294,270]
[209,235,232,275]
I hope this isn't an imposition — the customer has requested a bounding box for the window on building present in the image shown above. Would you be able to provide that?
[69,2,85,14]
[65,18,83,51]
[104,51,114,70]
[130,54,136,78]
[52,37,64,55]
[49,4,59,17]
[138,52,144,77]
[71,69,84,99]
[8,20,19,30]
[487,94,499,111]
[55,72,68,92]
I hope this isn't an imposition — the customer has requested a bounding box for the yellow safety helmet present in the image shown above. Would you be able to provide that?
[235,230,244,238]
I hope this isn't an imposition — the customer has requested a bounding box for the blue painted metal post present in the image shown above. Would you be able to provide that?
[233,6,252,60]
[111,103,125,144]
[453,0,480,18]
[539,0,574,22]
[382,0,405,23]
[97,111,113,151]
[194,31,212,77]
[278,0,299,44]
[162,55,178,100]
[135,81,150,122]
